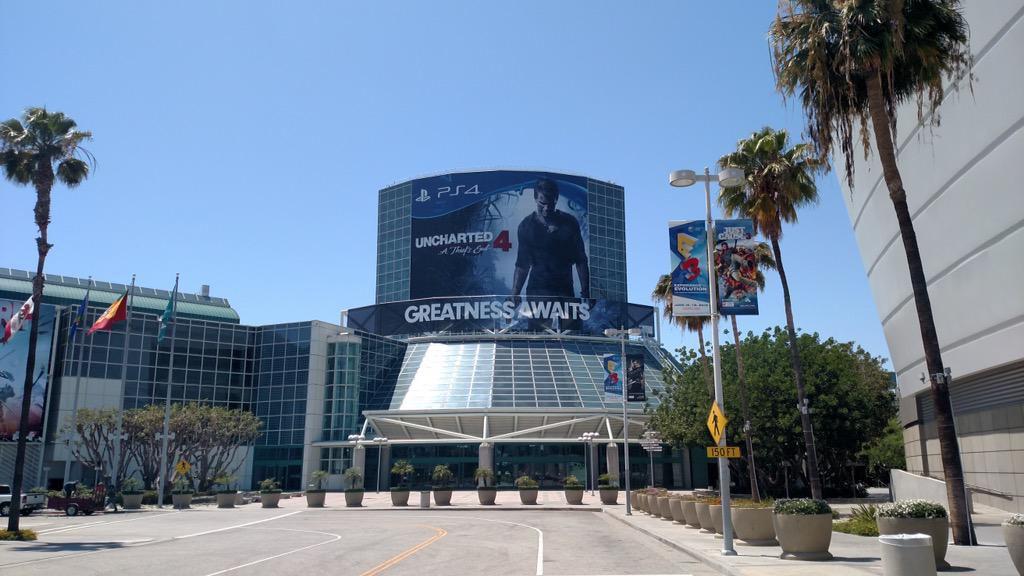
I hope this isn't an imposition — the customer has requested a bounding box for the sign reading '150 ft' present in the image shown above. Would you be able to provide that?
[410,171,590,300]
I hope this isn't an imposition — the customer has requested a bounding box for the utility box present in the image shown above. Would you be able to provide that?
[420,490,430,508]
[879,533,936,576]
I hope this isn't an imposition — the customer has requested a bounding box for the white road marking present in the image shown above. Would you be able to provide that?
[201,527,341,576]
[402,514,545,576]
[36,512,176,535]
[174,510,303,539]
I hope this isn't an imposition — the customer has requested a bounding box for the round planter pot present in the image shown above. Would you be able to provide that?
[519,489,539,505]
[695,502,716,534]
[433,489,453,506]
[682,500,701,528]
[171,493,192,509]
[773,513,833,561]
[122,493,144,510]
[599,488,618,505]
[305,491,326,508]
[234,493,244,506]
[261,492,282,508]
[345,491,364,507]
[669,498,686,523]
[710,505,724,536]
[732,507,777,545]
[216,492,236,508]
[648,495,661,517]
[658,497,673,520]
[478,488,497,505]
[391,490,410,506]
[632,492,642,510]
[877,516,949,570]
[565,489,584,505]
[1003,523,1024,576]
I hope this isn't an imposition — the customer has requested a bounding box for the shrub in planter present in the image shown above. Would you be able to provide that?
[390,460,415,506]
[730,499,777,545]
[597,474,618,505]
[431,465,455,506]
[1004,514,1024,576]
[343,467,364,507]
[876,500,949,569]
[213,473,238,508]
[171,477,195,509]
[564,476,584,505]
[120,477,144,510]
[832,504,879,537]
[306,470,329,508]
[474,467,496,505]
[516,475,539,505]
[259,478,283,508]
[773,499,833,561]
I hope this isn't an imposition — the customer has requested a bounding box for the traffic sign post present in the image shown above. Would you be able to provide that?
[707,403,728,446]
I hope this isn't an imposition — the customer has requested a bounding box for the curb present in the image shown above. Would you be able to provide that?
[292,505,603,512]
[601,509,742,576]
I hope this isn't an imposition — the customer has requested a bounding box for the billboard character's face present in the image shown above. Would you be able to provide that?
[534,188,558,220]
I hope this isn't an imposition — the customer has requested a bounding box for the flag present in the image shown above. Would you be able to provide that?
[602,354,622,398]
[88,292,128,335]
[157,278,178,344]
[68,286,91,342]
[1,296,34,344]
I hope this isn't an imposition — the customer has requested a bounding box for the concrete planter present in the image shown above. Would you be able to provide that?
[234,493,244,505]
[216,492,237,508]
[477,488,497,505]
[669,498,686,523]
[599,488,618,505]
[681,500,701,528]
[433,489,453,506]
[658,497,673,520]
[565,489,584,505]
[171,493,192,509]
[731,507,777,545]
[695,502,716,534]
[877,516,949,570]
[345,490,364,507]
[648,495,661,517]
[632,492,642,510]
[261,492,282,508]
[305,491,326,508]
[121,493,144,510]
[1003,523,1024,575]
[710,505,724,535]
[519,489,539,505]
[390,490,410,506]
[773,513,833,561]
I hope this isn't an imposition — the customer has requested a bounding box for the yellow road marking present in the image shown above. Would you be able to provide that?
[359,524,447,576]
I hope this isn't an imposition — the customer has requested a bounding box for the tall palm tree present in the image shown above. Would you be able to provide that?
[771,0,974,544]
[1,108,92,531]
[652,275,713,398]
[719,127,826,499]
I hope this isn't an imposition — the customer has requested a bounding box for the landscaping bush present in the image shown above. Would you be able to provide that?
[564,476,583,489]
[877,500,947,519]
[0,529,37,541]
[833,504,880,536]
[1006,513,1024,526]
[773,498,832,515]
[515,476,539,489]
[731,498,773,509]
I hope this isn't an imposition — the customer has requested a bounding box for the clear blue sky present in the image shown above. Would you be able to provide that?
[0,1,891,365]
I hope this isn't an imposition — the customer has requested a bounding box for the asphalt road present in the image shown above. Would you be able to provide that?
[2,507,717,576]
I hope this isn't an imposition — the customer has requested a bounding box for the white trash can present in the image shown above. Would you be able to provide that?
[879,533,936,576]
[420,490,431,508]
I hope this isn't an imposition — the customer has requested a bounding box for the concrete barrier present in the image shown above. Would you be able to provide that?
[890,470,973,513]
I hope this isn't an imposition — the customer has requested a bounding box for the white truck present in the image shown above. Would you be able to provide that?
[0,484,46,516]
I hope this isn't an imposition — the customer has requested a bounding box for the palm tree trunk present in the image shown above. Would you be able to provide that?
[867,72,973,545]
[769,236,823,500]
[731,314,761,501]
[696,326,713,398]
[7,169,54,533]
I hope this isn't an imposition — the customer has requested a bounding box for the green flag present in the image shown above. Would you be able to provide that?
[157,278,178,344]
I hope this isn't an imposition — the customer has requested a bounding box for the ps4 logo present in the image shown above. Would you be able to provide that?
[416,185,481,202]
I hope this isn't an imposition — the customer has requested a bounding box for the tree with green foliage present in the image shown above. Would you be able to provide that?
[2,107,92,531]
[771,0,973,544]
[860,417,907,486]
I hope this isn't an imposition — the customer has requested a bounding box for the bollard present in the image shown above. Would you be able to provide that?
[420,490,431,508]
[879,533,936,576]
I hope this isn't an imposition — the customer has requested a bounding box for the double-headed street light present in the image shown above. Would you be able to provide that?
[668,166,744,556]
[577,431,600,495]
[604,326,643,515]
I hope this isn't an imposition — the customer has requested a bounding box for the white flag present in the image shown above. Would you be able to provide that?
[2,296,34,344]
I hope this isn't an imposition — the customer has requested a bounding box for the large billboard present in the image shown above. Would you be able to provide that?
[668,220,710,316]
[0,302,56,442]
[410,171,590,300]
[713,219,760,316]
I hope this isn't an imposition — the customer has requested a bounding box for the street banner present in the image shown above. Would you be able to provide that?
[713,219,760,316]
[0,301,56,442]
[601,354,622,399]
[668,220,709,316]
[625,353,646,402]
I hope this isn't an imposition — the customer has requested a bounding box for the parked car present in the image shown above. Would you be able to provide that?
[0,484,46,516]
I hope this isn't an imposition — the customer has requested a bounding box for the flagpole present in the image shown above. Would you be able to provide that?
[62,278,92,484]
[110,275,134,501]
[157,274,179,509]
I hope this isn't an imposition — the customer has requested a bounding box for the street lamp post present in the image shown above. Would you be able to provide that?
[372,437,388,493]
[668,166,744,556]
[577,432,599,495]
[604,326,642,515]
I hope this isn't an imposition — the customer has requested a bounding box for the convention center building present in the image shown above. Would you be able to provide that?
[0,169,705,492]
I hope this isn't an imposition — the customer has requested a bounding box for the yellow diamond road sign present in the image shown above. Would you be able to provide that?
[175,459,191,475]
[707,403,728,445]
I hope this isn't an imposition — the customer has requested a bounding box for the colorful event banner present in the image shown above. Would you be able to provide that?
[625,353,647,402]
[668,220,710,316]
[0,301,56,442]
[601,354,622,399]
[713,219,760,316]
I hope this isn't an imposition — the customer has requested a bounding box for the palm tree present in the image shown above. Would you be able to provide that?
[770,0,974,544]
[1,108,92,531]
[719,127,826,499]
[652,274,713,398]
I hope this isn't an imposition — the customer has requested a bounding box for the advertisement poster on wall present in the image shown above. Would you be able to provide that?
[410,170,590,301]
[0,301,56,442]
[668,220,709,316]
[713,219,760,316]
[625,353,647,402]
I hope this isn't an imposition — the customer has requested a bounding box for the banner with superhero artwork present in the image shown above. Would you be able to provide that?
[713,219,760,316]
[668,220,709,316]
[0,301,56,442]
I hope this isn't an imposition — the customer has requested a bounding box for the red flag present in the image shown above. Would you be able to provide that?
[87,292,127,335]
[1,296,34,344]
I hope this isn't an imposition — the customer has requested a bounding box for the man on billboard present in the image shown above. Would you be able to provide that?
[511,178,590,304]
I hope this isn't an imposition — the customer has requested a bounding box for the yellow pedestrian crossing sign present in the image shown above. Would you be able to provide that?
[175,459,191,475]
[707,403,728,445]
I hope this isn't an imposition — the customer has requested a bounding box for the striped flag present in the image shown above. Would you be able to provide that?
[1,296,34,344]
[88,292,128,335]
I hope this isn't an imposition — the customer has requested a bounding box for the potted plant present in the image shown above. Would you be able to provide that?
[390,460,414,506]
[475,467,497,505]
[343,467,364,507]
[120,477,144,510]
[647,489,661,517]
[597,474,618,505]
[772,498,833,560]
[695,496,719,534]
[679,494,701,528]
[171,477,194,509]
[259,478,283,508]
[876,499,949,569]
[431,464,454,506]
[668,494,687,524]
[658,491,673,520]
[213,474,237,508]
[516,475,539,505]
[305,470,329,508]
[1004,513,1024,575]
[731,499,777,545]
[563,476,584,505]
